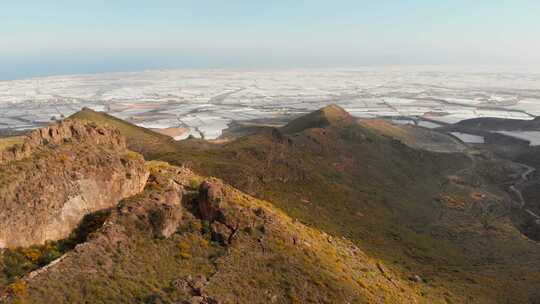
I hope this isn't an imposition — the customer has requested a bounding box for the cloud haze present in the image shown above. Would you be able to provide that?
[1,0,540,79]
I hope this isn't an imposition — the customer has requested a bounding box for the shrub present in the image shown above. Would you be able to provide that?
[177,241,190,252]
[144,294,170,304]
[187,220,203,233]
[149,209,167,233]
[145,161,170,175]
[6,280,27,296]
[3,250,33,280]
[199,238,209,248]
[177,241,192,259]
[21,248,40,263]
[2,210,109,282]
[58,153,69,163]
[126,150,141,160]
[144,181,163,192]
[189,177,203,190]
[201,221,212,235]
[39,248,62,266]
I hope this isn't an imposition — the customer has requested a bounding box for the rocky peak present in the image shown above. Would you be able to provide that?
[0,119,126,165]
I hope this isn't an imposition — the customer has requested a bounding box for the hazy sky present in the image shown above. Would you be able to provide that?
[1,0,540,79]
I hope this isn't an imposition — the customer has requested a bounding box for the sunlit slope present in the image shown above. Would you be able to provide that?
[68,105,540,302]
[11,163,430,303]
[70,108,177,157]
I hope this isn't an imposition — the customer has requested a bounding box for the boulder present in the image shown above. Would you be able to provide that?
[198,180,226,222]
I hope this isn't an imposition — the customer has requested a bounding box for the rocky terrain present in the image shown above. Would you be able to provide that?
[0,120,148,247]
[1,106,540,303]
[9,163,432,303]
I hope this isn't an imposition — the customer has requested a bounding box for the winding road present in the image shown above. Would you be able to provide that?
[508,163,540,225]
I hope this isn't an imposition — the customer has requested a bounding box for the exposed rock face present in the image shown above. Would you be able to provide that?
[0,120,149,248]
[198,180,226,223]
[148,189,183,238]
[0,119,126,164]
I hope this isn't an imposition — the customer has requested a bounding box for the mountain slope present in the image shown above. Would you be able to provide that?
[66,105,540,303]
[70,108,178,158]
[457,116,540,130]
[5,162,432,304]
[281,104,354,134]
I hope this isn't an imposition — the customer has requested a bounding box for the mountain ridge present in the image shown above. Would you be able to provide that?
[2,106,540,303]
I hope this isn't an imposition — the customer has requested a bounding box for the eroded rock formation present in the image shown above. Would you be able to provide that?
[0,120,126,165]
[0,120,149,248]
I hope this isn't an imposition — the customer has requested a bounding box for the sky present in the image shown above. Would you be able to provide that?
[1,0,540,79]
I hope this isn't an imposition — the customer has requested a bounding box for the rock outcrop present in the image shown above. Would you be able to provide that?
[198,180,226,223]
[147,189,183,238]
[0,119,126,164]
[0,120,149,248]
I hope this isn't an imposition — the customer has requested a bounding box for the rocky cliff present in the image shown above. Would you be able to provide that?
[0,120,149,248]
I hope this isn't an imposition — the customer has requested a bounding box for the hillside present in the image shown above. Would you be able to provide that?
[5,162,437,303]
[457,116,540,131]
[2,105,540,303]
[281,104,354,134]
[358,119,467,153]
[70,108,179,158]
[157,108,540,303]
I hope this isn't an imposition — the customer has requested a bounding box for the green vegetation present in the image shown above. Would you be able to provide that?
[1,210,110,286]
[188,176,203,190]
[5,280,26,297]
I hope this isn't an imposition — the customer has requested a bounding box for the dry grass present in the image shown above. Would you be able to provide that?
[0,136,23,152]
[11,164,426,303]
[359,119,416,144]
[70,108,178,158]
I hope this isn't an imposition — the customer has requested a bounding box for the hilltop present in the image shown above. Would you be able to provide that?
[281,104,354,134]
[70,108,179,158]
